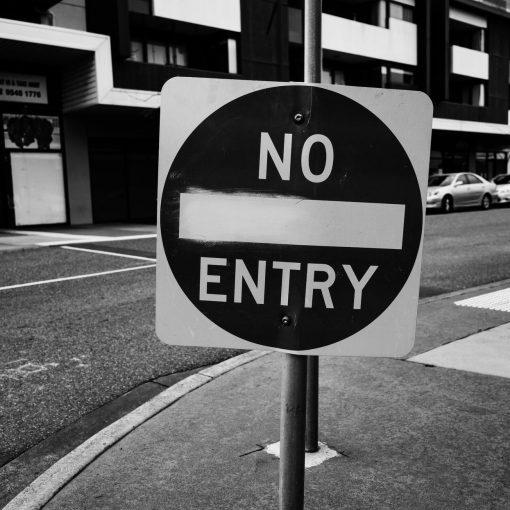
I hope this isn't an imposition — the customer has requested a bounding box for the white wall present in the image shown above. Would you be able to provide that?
[152,0,241,32]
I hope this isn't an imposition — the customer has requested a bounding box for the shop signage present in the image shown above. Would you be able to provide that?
[156,78,432,356]
[0,72,48,104]
[3,114,60,150]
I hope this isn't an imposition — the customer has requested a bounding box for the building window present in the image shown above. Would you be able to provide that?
[168,44,188,67]
[321,67,345,85]
[449,8,486,51]
[450,20,486,51]
[450,78,486,106]
[388,0,414,23]
[128,40,188,67]
[321,0,382,26]
[147,43,167,65]
[128,41,144,62]
[443,152,469,173]
[476,151,508,179]
[40,0,87,31]
[429,151,443,175]
[227,39,238,74]
[128,0,151,15]
[382,66,415,89]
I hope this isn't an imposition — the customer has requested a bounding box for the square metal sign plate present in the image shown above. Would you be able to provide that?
[156,78,432,356]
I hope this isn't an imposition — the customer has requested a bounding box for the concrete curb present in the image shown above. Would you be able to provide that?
[418,277,510,305]
[2,350,269,510]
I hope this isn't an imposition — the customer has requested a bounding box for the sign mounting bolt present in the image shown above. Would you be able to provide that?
[293,113,304,124]
[281,315,291,326]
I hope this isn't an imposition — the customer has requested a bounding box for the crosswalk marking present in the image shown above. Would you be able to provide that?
[455,287,510,313]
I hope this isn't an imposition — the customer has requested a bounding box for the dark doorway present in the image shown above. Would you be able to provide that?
[89,138,157,223]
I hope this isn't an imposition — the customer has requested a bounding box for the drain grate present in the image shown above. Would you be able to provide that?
[455,287,510,313]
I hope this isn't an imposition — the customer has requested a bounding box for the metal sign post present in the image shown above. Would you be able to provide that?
[279,354,307,510]
[280,4,323,508]
[304,0,322,455]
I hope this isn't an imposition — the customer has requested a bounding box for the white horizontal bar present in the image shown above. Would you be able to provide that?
[179,192,405,250]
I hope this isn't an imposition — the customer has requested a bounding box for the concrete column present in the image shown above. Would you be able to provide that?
[62,114,93,225]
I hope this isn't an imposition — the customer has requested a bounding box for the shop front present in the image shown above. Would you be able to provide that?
[430,130,510,180]
[0,70,67,228]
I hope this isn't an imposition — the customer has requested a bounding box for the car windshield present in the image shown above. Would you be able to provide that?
[493,174,510,185]
[428,174,454,187]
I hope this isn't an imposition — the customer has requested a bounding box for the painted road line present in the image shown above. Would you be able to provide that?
[61,246,156,262]
[179,192,405,250]
[0,264,155,292]
[39,233,156,247]
[3,230,107,240]
[455,287,510,313]
[408,322,510,378]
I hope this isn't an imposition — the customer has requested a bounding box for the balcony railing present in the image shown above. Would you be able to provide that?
[152,0,240,32]
[451,45,489,80]
[289,8,417,66]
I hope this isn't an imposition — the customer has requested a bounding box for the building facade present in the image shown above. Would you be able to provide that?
[0,0,509,227]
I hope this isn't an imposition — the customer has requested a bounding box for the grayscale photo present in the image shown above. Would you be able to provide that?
[0,1,509,509]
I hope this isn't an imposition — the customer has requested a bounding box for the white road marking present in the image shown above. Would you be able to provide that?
[39,233,156,246]
[0,361,59,380]
[70,356,89,368]
[0,264,155,292]
[61,245,156,262]
[455,287,510,313]
[408,322,510,378]
[179,192,405,250]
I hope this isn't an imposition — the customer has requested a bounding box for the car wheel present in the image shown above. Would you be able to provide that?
[481,194,491,210]
[442,195,453,213]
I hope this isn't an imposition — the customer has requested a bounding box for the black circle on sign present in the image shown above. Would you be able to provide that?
[160,85,422,351]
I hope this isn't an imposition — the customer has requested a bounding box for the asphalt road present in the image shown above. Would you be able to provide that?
[1,206,509,465]
[421,206,510,296]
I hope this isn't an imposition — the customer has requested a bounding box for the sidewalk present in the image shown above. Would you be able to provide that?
[0,224,156,252]
[5,283,510,509]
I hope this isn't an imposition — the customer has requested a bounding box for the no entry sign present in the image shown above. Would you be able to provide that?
[156,78,432,356]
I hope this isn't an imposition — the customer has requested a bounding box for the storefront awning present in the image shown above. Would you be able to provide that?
[0,17,160,112]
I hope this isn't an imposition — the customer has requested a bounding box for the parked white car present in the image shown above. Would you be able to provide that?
[426,172,497,213]
[492,174,510,205]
